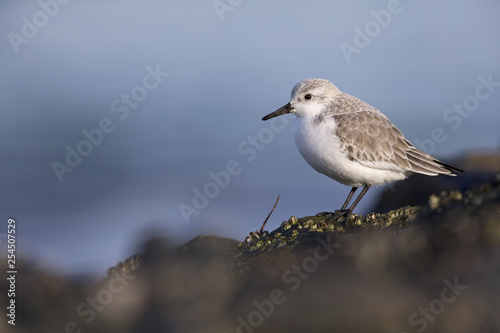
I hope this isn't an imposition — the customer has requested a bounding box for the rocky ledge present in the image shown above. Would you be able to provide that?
[84,173,500,333]
[3,155,500,333]
[113,173,500,275]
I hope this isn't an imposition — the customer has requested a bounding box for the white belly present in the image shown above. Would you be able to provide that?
[293,117,408,187]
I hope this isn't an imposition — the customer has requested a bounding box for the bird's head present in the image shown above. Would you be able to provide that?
[262,78,341,120]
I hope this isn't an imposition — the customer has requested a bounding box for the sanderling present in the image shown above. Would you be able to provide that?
[262,78,463,222]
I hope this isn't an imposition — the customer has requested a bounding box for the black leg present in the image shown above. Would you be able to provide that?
[328,185,371,223]
[340,187,357,210]
[343,185,371,222]
[317,187,357,217]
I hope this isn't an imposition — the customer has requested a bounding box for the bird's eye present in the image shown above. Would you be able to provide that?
[304,94,312,100]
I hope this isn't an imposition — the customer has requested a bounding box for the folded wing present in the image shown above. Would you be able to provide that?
[332,97,462,176]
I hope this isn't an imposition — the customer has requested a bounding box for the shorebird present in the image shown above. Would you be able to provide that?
[262,78,463,222]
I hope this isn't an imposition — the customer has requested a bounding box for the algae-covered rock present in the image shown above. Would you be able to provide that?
[371,150,500,212]
[5,173,500,333]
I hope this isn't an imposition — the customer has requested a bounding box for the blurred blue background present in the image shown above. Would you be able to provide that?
[1,0,499,276]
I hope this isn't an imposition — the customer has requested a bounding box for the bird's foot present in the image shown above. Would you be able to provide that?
[315,211,334,217]
[325,209,351,224]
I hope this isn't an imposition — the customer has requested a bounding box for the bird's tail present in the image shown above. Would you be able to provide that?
[433,159,464,176]
[406,148,464,176]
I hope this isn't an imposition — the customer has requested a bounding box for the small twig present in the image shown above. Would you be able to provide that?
[260,195,280,233]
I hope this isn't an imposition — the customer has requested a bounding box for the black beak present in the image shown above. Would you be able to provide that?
[262,103,292,121]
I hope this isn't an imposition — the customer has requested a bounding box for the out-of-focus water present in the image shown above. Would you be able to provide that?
[1,0,499,275]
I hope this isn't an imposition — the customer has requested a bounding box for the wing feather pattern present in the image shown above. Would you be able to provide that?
[331,94,463,176]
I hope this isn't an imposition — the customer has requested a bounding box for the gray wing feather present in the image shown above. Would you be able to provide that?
[331,94,461,176]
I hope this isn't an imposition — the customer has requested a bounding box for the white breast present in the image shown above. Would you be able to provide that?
[293,116,408,187]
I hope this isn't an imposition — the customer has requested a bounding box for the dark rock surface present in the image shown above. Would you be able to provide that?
[371,149,500,212]
[2,162,500,333]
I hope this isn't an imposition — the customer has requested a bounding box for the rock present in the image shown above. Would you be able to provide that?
[72,173,500,333]
[5,169,500,333]
[370,149,500,213]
